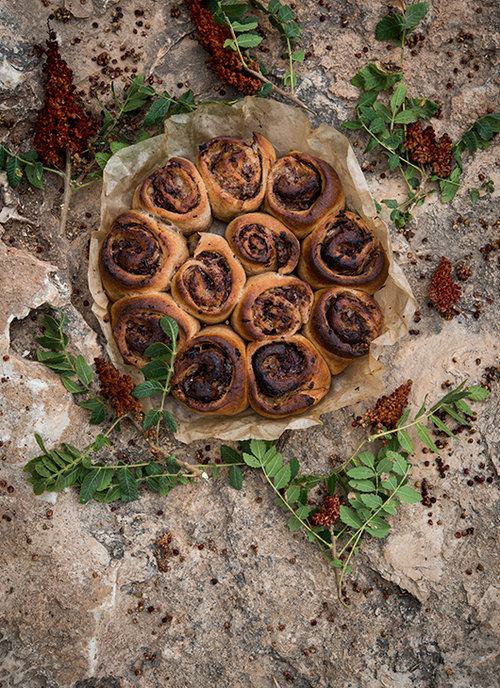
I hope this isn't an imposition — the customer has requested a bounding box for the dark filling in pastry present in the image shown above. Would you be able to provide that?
[253,342,309,397]
[202,141,261,200]
[252,287,309,336]
[183,251,232,310]
[325,293,379,356]
[320,219,379,275]
[124,312,171,355]
[275,231,295,269]
[108,223,162,276]
[273,158,322,211]
[238,224,273,263]
[176,342,233,403]
[148,162,200,213]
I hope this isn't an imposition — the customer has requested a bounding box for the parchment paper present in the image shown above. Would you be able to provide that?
[89,97,416,443]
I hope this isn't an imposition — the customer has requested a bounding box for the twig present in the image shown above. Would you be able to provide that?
[58,149,72,237]
[245,66,315,114]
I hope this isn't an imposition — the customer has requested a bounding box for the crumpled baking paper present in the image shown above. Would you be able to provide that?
[89,97,415,443]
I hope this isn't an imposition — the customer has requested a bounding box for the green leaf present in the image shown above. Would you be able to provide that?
[61,377,84,394]
[465,385,490,401]
[339,506,363,529]
[97,468,114,491]
[351,63,402,92]
[141,360,171,380]
[288,516,302,532]
[250,439,268,460]
[232,18,259,31]
[393,109,420,124]
[341,120,363,130]
[109,141,130,154]
[52,468,80,491]
[373,102,392,122]
[223,38,237,50]
[430,414,455,437]
[360,493,383,509]
[80,470,103,503]
[440,167,461,203]
[132,380,163,398]
[397,485,422,503]
[442,404,470,426]
[236,32,262,48]
[376,456,393,474]
[274,463,291,490]
[144,408,161,431]
[242,452,261,468]
[388,153,400,170]
[405,2,429,31]
[6,155,23,188]
[93,434,110,451]
[286,484,301,503]
[375,12,406,44]
[264,452,282,478]
[0,145,6,169]
[162,410,177,433]
[79,398,106,425]
[294,504,310,519]
[381,501,397,515]
[416,423,440,453]
[382,475,398,491]
[358,451,375,468]
[382,198,398,209]
[291,49,305,62]
[221,445,241,464]
[25,161,44,190]
[397,429,413,454]
[364,137,379,154]
[469,187,480,204]
[95,152,112,170]
[257,82,273,97]
[34,434,48,454]
[390,81,407,112]
[358,91,378,107]
[229,464,243,490]
[348,479,376,493]
[454,398,474,417]
[391,453,408,476]
[117,466,139,502]
[326,473,337,496]
[75,355,93,386]
[160,316,179,346]
[144,342,172,359]
[366,523,391,538]
[289,456,300,481]
[346,466,375,479]
[143,98,172,127]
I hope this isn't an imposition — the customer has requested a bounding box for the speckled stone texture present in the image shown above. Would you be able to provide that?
[0,1,499,687]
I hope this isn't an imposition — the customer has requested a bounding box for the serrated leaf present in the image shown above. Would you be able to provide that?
[242,452,261,468]
[52,468,80,491]
[143,98,172,127]
[358,91,378,107]
[144,408,161,431]
[469,187,480,204]
[358,451,375,468]
[291,49,305,62]
[390,81,407,112]
[373,102,392,121]
[381,475,398,491]
[289,456,300,481]
[288,516,302,532]
[360,493,383,509]
[132,380,163,398]
[397,429,413,454]
[79,398,106,425]
[382,198,398,209]
[75,355,93,386]
[25,161,44,190]
[117,467,139,502]
[326,473,337,496]
[366,524,390,538]
[80,470,103,503]
[453,398,474,417]
[388,153,400,170]
[348,479,376,492]
[416,423,440,453]
[376,457,394,475]
[430,414,456,438]
[162,410,177,433]
[397,485,422,503]
[6,155,22,188]
[250,439,268,460]
[232,18,259,31]
[221,445,241,464]
[265,452,282,478]
[364,137,379,154]
[442,404,470,426]
[339,506,363,529]
[381,501,397,515]
[440,167,461,203]
[109,141,130,154]
[465,385,490,401]
[141,360,171,380]
[346,466,375,479]
[61,377,84,394]
[394,109,420,124]
[236,32,262,48]
[34,433,48,454]
[375,12,406,44]
[229,464,243,490]
[97,468,114,491]
[351,63,402,92]
[286,484,301,503]
[95,152,112,170]
[144,342,172,359]
[406,2,429,30]
[341,120,363,130]
[294,504,310,519]
[274,463,291,490]
[160,316,179,346]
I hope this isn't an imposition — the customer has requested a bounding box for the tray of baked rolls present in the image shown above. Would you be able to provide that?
[89,97,415,442]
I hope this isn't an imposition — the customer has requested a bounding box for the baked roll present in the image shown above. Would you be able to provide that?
[225,212,300,276]
[247,335,331,418]
[302,287,383,374]
[171,326,248,415]
[171,233,246,324]
[231,273,313,341]
[263,150,345,238]
[132,157,211,235]
[110,293,200,369]
[195,133,276,221]
[298,211,389,293]
[99,210,188,302]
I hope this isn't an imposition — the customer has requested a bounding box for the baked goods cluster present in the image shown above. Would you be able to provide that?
[99,133,389,419]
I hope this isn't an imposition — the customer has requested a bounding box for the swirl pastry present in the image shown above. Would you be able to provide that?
[302,287,383,374]
[132,157,211,235]
[298,211,389,293]
[247,335,331,418]
[171,326,248,415]
[263,151,345,239]
[195,133,276,221]
[231,273,313,341]
[110,293,200,369]
[225,212,300,276]
[171,233,246,324]
[99,210,189,302]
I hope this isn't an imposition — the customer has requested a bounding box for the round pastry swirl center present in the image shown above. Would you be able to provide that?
[147,163,200,213]
[320,220,378,275]
[204,141,261,200]
[253,342,311,397]
[184,251,232,310]
[238,224,273,263]
[326,294,379,354]
[108,224,162,276]
[176,342,234,403]
[124,312,170,355]
[273,159,322,211]
[252,287,308,337]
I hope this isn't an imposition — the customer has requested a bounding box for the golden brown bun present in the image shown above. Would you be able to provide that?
[195,133,276,221]
[298,210,389,293]
[111,293,200,369]
[263,150,345,239]
[225,212,300,276]
[231,272,313,341]
[247,335,331,418]
[171,325,248,415]
[99,210,189,302]
[171,233,246,324]
[302,287,383,374]
[132,157,211,235]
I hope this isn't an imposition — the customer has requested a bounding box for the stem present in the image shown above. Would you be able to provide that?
[58,150,72,237]
[286,35,294,96]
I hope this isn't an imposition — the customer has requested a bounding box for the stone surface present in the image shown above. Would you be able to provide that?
[0,1,499,687]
